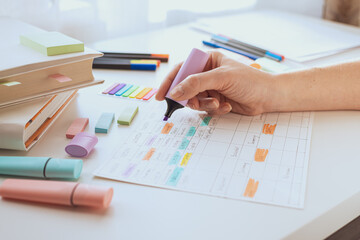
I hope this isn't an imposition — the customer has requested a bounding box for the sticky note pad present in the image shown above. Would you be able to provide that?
[20,31,84,56]
[95,112,115,133]
[117,106,138,125]
[66,118,89,139]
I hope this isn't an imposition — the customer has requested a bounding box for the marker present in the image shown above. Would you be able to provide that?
[0,179,113,208]
[0,156,83,179]
[212,34,284,62]
[93,57,157,71]
[202,40,258,60]
[101,52,169,62]
[163,48,209,121]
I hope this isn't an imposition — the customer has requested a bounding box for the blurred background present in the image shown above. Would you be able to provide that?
[1,0,358,44]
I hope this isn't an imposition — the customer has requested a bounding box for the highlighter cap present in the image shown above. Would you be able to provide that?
[65,132,98,157]
[45,158,83,179]
[73,184,113,208]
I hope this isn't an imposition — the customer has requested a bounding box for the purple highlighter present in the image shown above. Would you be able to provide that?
[163,48,209,121]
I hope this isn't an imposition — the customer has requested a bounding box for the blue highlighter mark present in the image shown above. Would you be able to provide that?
[166,167,184,186]
[169,151,182,165]
[178,138,190,150]
[186,126,196,136]
[200,116,212,126]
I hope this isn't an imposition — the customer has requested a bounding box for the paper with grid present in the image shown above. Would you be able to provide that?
[95,103,314,208]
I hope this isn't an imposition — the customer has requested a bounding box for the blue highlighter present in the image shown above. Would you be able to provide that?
[0,156,83,180]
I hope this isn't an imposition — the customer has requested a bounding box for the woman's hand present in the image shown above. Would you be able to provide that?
[155,51,275,116]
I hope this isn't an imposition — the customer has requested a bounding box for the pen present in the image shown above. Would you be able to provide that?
[93,57,157,71]
[212,34,284,62]
[202,40,259,60]
[101,52,169,62]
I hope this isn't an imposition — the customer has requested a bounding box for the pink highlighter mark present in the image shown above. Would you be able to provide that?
[142,89,157,101]
[49,74,72,83]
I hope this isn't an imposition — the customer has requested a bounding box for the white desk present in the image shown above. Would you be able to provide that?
[1,21,360,240]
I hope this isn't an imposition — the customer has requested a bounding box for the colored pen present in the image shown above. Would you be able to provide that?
[163,48,209,121]
[202,40,258,60]
[93,57,157,71]
[212,34,284,62]
[0,179,113,208]
[101,52,169,62]
[0,156,83,179]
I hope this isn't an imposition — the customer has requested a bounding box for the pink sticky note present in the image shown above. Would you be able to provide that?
[49,74,72,83]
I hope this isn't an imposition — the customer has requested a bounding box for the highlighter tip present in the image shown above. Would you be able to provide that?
[163,116,169,121]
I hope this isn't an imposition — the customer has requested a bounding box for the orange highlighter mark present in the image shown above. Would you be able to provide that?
[262,124,277,134]
[243,178,259,198]
[143,148,156,160]
[161,122,174,134]
[254,148,268,162]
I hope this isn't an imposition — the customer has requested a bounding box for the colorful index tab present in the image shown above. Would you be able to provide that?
[121,85,139,97]
[115,84,132,96]
[142,89,157,101]
[135,87,152,99]
[129,87,145,98]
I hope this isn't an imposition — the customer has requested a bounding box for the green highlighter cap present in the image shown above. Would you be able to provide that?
[0,156,83,180]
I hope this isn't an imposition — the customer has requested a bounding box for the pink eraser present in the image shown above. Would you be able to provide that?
[0,179,113,208]
[65,132,98,157]
[66,118,89,139]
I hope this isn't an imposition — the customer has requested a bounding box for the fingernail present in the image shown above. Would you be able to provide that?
[206,101,219,109]
[170,85,184,99]
[222,105,232,112]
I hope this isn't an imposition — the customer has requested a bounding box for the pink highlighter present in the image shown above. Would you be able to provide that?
[163,48,209,121]
[0,179,113,208]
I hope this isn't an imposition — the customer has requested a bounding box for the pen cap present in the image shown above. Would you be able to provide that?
[165,48,209,106]
[65,132,98,157]
[73,184,113,208]
[0,179,76,206]
[45,158,83,179]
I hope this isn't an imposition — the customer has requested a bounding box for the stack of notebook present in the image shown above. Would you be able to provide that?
[0,17,103,150]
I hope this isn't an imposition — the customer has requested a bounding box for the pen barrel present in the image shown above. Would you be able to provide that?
[165,48,209,106]
[0,179,114,208]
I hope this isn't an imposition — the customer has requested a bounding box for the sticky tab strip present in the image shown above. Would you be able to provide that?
[142,88,157,101]
[95,112,115,133]
[66,118,89,139]
[121,85,139,97]
[0,81,21,86]
[135,87,152,99]
[117,105,139,125]
[102,83,119,94]
[115,84,132,96]
[129,87,145,98]
[108,83,125,95]
[49,74,72,83]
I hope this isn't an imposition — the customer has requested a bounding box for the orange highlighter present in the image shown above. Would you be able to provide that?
[0,179,113,208]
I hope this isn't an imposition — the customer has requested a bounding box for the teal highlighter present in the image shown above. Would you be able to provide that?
[0,156,83,180]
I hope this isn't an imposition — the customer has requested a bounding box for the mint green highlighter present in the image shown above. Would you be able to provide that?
[0,157,83,180]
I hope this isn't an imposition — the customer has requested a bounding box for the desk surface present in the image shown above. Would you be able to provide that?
[1,20,360,240]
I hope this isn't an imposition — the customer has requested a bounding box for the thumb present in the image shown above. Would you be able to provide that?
[169,68,227,101]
